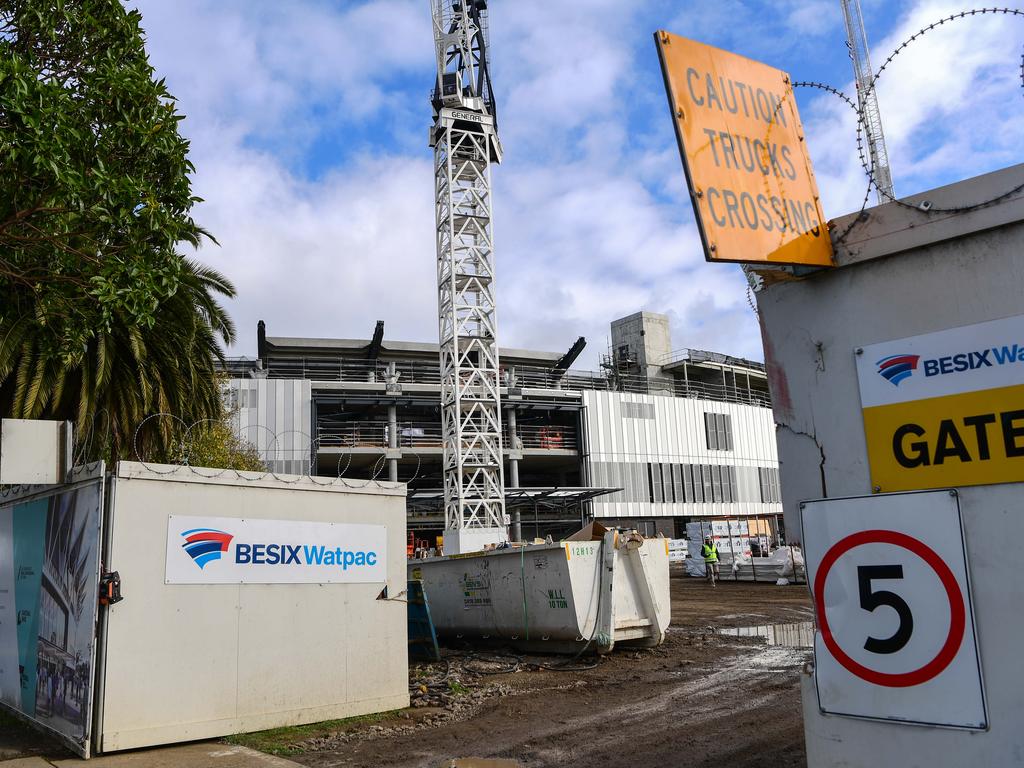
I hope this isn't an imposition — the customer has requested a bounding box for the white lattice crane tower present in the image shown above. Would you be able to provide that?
[841,0,895,202]
[429,0,508,554]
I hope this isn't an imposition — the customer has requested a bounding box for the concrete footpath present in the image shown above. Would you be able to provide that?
[1,743,304,767]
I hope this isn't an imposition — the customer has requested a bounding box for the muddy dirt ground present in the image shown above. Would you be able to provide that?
[295,571,813,768]
[1,570,813,768]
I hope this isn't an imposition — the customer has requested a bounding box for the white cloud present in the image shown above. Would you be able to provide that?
[127,0,760,369]
[128,0,1023,371]
[803,2,1024,218]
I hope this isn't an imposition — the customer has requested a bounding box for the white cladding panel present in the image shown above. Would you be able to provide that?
[98,462,408,752]
[582,390,781,518]
[228,379,312,475]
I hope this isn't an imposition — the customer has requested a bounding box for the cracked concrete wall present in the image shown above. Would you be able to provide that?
[754,165,1024,767]
[756,220,1024,543]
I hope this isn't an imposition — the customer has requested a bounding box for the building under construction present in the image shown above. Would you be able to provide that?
[224,309,783,544]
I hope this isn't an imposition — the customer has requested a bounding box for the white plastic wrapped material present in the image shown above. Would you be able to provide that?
[685,558,706,578]
[768,546,805,578]
[730,553,751,571]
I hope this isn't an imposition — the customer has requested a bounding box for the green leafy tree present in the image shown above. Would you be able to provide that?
[176,405,268,473]
[0,0,234,460]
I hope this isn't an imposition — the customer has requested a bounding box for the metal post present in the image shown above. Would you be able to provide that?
[727,521,737,581]
[507,406,521,542]
[387,403,399,483]
[750,517,757,583]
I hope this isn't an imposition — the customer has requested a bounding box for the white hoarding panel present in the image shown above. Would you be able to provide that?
[165,515,387,584]
[101,463,408,752]
[0,418,65,484]
[801,490,986,730]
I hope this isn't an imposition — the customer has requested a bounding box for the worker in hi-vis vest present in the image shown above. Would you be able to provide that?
[702,536,720,587]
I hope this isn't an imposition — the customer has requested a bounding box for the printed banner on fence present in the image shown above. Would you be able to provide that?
[165,515,388,584]
[0,481,103,757]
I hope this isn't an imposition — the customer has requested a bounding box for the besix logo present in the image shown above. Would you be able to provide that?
[876,354,919,386]
[181,528,234,569]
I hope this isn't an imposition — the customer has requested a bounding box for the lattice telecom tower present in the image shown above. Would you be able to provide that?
[841,0,895,202]
[429,0,508,554]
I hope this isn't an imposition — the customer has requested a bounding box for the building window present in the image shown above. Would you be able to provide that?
[726,466,738,503]
[649,464,662,503]
[682,464,694,502]
[704,412,733,451]
[759,467,781,504]
[701,465,713,501]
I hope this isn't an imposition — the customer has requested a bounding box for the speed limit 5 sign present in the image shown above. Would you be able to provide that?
[801,490,987,730]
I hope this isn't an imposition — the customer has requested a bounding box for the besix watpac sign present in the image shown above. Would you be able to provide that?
[856,313,1024,493]
[165,515,387,584]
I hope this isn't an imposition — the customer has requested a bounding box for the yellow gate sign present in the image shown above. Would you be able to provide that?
[655,31,833,267]
[856,315,1024,493]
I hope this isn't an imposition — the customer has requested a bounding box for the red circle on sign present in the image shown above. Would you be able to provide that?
[814,529,965,688]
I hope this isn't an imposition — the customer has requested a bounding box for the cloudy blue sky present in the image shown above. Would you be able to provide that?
[129,1,1024,366]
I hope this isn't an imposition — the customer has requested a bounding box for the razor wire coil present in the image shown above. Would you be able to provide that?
[797,7,1024,237]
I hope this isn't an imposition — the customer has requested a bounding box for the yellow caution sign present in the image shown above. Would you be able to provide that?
[856,315,1024,492]
[654,31,833,267]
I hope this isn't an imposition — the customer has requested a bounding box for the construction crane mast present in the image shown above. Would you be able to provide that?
[841,0,894,202]
[429,0,508,554]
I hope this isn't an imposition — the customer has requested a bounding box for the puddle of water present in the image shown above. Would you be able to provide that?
[718,621,814,648]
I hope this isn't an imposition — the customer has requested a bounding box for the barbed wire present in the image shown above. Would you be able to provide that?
[122,413,412,489]
[4,411,429,495]
[791,80,875,243]
[857,7,1024,213]
[783,7,1024,249]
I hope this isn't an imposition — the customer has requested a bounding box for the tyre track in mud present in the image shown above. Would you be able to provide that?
[298,576,813,768]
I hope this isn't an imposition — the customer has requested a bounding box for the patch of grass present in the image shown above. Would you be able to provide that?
[223,710,401,757]
[447,680,469,695]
